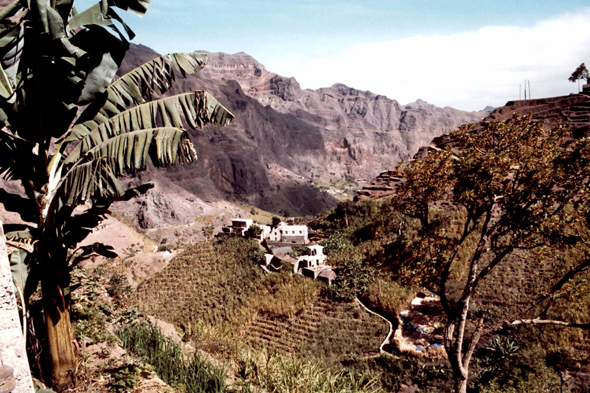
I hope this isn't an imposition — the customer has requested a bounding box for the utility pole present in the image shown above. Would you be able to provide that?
[528,80,531,99]
[524,80,527,100]
[519,84,521,100]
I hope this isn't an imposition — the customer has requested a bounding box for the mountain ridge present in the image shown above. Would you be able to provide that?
[116,45,486,219]
[0,43,488,229]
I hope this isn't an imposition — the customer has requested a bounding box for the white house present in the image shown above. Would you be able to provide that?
[230,218,253,236]
[296,245,326,269]
[268,223,308,244]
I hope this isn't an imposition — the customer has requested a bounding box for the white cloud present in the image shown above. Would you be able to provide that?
[267,9,590,111]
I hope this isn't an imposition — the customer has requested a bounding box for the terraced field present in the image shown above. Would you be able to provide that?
[134,237,389,361]
[242,298,389,361]
[134,238,264,331]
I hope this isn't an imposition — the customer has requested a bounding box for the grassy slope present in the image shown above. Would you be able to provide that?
[134,237,389,365]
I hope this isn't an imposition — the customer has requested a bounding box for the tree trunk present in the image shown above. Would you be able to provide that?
[445,317,471,393]
[455,376,468,393]
[43,282,75,391]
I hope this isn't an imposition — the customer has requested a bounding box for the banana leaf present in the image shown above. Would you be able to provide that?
[55,127,193,209]
[73,52,208,131]
[0,0,26,21]
[107,0,152,16]
[108,52,207,106]
[64,91,233,147]
[9,248,29,300]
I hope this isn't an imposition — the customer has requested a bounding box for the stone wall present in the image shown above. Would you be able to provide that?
[0,222,34,393]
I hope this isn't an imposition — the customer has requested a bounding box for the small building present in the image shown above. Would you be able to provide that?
[270,246,293,256]
[261,225,272,239]
[260,244,335,286]
[296,245,326,269]
[264,254,275,266]
[230,218,253,236]
[263,251,297,270]
[267,223,309,244]
[318,269,336,286]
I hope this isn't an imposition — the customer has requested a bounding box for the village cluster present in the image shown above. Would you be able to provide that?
[221,218,336,285]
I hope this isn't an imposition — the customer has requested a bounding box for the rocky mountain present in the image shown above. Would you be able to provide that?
[116,45,486,218]
[0,38,486,227]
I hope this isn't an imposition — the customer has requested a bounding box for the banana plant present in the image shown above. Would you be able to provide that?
[0,0,234,389]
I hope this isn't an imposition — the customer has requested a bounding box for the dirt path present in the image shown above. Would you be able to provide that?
[355,297,394,355]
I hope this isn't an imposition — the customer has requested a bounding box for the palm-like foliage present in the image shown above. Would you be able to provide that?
[0,0,233,389]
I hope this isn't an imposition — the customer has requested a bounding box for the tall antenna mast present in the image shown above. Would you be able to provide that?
[528,80,531,99]
[524,80,527,100]
[519,84,521,100]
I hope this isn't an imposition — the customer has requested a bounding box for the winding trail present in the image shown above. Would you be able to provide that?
[355,297,395,356]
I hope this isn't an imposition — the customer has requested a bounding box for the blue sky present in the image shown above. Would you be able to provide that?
[77,0,590,111]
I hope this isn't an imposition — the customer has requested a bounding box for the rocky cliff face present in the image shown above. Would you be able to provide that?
[196,51,485,181]
[118,45,485,218]
[356,92,590,201]
[0,41,485,225]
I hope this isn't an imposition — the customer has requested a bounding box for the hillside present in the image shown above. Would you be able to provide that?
[114,44,486,220]
[356,92,590,200]
[134,238,388,363]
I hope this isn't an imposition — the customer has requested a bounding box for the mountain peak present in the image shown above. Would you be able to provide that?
[196,51,266,71]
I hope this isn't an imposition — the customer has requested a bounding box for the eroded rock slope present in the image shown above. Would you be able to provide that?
[119,45,485,218]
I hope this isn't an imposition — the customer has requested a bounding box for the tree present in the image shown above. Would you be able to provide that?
[202,225,214,241]
[0,1,233,389]
[271,216,281,229]
[389,114,590,393]
[245,224,263,239]
[568,63,590,84]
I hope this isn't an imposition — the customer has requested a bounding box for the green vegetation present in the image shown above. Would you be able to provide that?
[312,176,360,201]
[245,297,388,362]
[271,216,282,228]
[0,1,233,388]
[117,323,226,393]
[353,355,451,392]
[135,238,322,335]
[569,62,590,84]
[70,267,118,346]
[245,224,263,238]
[202,225,215,241]
[135,238,263,333]
[308,114,590,393]
[233,347,381,393]
[389,114,590,392]
[108,362,154,393]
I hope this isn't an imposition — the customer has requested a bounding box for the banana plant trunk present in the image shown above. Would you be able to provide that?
[43,281,75,391]
[40,238,76,391]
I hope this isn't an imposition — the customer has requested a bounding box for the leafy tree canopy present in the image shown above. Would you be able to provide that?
[389,113,590,393]
[568,62,590,84]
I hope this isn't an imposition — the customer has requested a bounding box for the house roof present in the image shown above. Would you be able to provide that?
[277,223,308,231]
[271,246,293,255]
[318,270,336,280]
[232,218,253,223]
[273,252,297,264]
